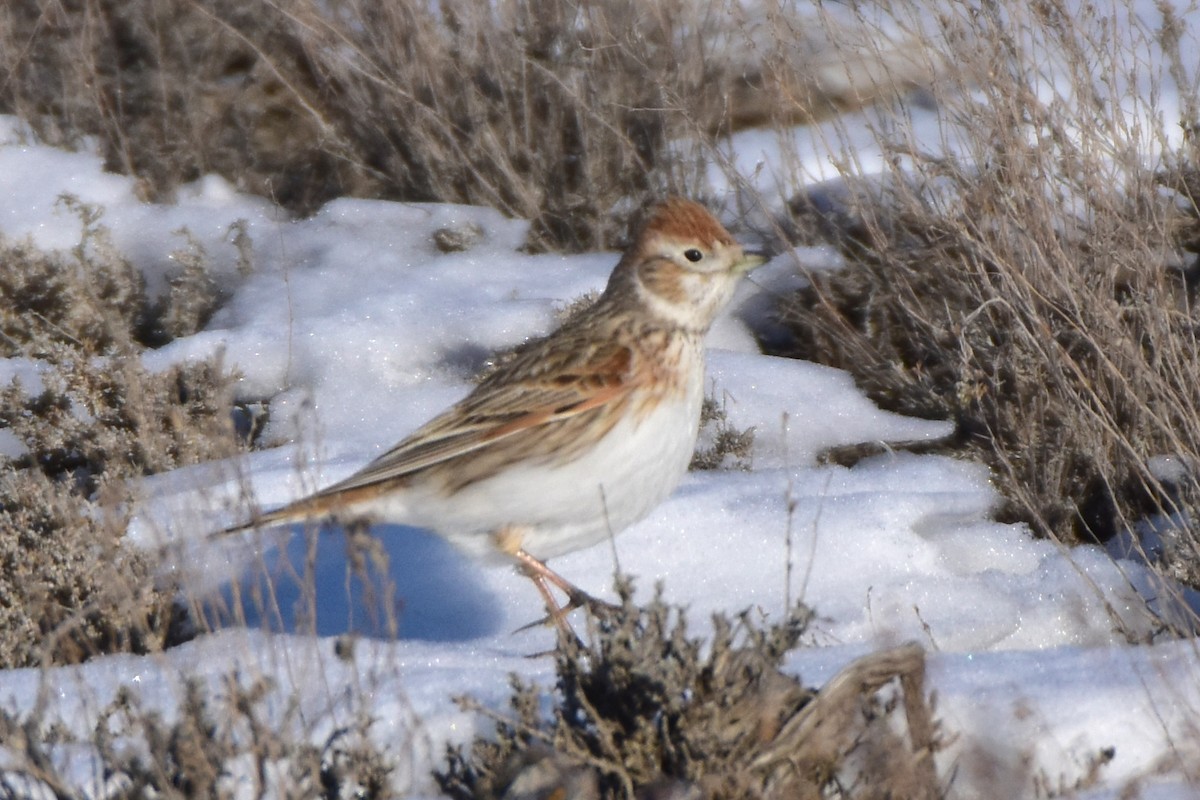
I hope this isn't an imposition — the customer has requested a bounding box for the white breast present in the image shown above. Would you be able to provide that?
[406,348,706,562]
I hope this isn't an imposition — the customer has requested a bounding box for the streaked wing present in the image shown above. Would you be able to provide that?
[309,337,637,497]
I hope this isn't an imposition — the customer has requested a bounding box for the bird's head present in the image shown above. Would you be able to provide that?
[608,197,766,332]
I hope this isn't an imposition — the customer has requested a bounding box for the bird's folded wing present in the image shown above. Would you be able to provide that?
[310,342,637,495]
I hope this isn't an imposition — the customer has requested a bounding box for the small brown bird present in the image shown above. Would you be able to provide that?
[230,198,765,611]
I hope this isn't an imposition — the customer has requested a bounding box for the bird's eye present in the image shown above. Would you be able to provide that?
[683,248,704,263]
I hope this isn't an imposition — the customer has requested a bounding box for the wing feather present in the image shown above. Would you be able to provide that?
[307,338,637,498]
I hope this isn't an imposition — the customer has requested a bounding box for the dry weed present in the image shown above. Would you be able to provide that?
[0,1,947,252]
[0,0,731,249]
[772,0,1200,606]
[0,671,399,798]
[0,220,240,667]
[438,586,941,799]
[690,395,756,472]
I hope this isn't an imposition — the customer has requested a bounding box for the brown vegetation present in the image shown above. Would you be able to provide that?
[0,208,240,668]
[0,0,940,251]
[770,1,1200,604]
[438,587,940,800]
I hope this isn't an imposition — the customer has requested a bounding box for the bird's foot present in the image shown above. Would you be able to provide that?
[512,549,617,636]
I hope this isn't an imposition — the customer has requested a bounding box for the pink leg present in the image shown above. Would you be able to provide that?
[512,548,620,634]
[514,549,591,608]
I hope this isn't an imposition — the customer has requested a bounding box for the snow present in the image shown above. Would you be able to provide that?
[4,3,1200,796]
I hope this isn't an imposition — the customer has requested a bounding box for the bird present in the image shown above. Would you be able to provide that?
[227,197,766,617]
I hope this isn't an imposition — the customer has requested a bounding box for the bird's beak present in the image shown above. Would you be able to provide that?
[735,250,769,273]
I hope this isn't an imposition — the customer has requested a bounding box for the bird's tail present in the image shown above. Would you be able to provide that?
[214,492,347,540]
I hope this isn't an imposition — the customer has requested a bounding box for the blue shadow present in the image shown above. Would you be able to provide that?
[212,523,504,641]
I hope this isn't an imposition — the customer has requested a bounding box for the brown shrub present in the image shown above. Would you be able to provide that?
[0,223,240,667]
[438,587,940,799]
[771,1,1200,596]
[0,0,749,250]
[1,671,401,798]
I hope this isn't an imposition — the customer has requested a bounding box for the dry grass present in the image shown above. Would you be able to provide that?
[0,669,403,798]
[0,0,729,249]
[690,394,756,471]
[0,0,943,252]
[438,586,941,800]
[0,207,241,667]
[770,0,1200,607]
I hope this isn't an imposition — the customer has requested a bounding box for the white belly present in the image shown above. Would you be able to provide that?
[401,368,705,562]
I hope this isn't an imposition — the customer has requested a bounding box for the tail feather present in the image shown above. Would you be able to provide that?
[216,491,359,539]
[213,469,410,543]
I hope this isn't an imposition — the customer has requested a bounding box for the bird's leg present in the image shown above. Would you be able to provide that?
[514,548,594,615]
[493,526,615,632]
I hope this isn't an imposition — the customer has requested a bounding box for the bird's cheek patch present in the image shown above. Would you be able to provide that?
[640,260,690,305]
